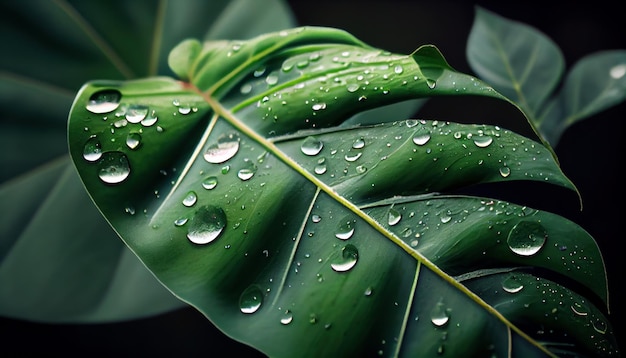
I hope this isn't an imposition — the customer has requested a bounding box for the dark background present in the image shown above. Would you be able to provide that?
[1,1,624,356]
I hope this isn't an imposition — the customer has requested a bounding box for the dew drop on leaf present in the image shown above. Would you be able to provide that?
[86,89,121,114]
[352,137,365,149]
[202,176,218,190]
[473,136,493,148]
[125,104,149,123]
[187,205,227,245]
[430,301,450,327]
[301,136,323,156]
[330,244,358,272]
[346,83,359,93]
[204,133,240,163]
[388,209,402,226]
[83,135,102,162]
[182,191,198,207]
[499,167,511,178]
[335,216,355,240]
[570,300,589,316]
[501,275,524,293]
[507,221,547,256]
[239,285,263,314]
[125,132,141,150]
[98,151,130,184]
[412,134,431,146]
[280,310,293,325]
[237,160,257,181]
[141,110,158,127]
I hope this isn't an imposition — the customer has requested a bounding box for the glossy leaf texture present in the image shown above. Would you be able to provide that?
[0,0,295,322]
[466,6,626,146]
[68,27,618,356]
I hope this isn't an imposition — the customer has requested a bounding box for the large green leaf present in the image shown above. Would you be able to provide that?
[0,0,296,323]
[68,26,618,357]
[466,6,626,146]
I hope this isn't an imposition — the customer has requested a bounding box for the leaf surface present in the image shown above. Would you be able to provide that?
[68,26,618,356]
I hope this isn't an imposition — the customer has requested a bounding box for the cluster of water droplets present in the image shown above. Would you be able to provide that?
[83,89,199,185]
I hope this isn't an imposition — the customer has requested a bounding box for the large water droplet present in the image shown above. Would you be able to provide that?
[187,205,227,245]
[331,244,358,272]
[499,167,511,178]
[335,216,355,240]
[125,104,149,123]
[507,221,547,256]
[430,301,450,327]
[204,133,240,164]
[239,285,263,314]
[280,310,293,325]
[202,176,218,190]
[182,191,198,207]
[141,110,158,127]
[352,137,365,149]
[473,136,493,148]
[83,135,102,162]
[412,134,431,146]
[388,209,402,226]
[98,151,130,184]
[501,275,524,293]
[344,149,362,162]
[301,136,323,156]
[238,161,257,181]
[86,89,121,114]
[126,132,142,150]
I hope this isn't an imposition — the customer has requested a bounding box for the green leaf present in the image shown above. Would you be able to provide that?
[467,6,564,122]
[0,0,296,323]
[539,51,626,144]
[68,26,617,356]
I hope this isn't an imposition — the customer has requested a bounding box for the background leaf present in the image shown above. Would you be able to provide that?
[0,0,296,323]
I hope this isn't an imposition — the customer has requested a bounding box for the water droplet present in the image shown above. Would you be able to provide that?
[202,176,218,190]
[344,149,362,162]
[312,103,326,111]
[426,79,437,89]
[430,301,450,327]
[280,310,293,325]
[83,135,102,162]
[240,83,252,94]
[204,133,240,163]
[86,89,121,114]
[126,132,141,150]
[355,165,367,174]
[352,137,365,149]
[239,285,263,314]
[335,216,355,240]
[141,110,158,126]
[237,161,257,181]
[178,105,191,115]
[364,286,373,296]
[125,104,149,123]
[331,244,358,272]
[182,191,198,207]
[592,318,607,334]
[314,157,327,175]
[174,217,188,226]
[394,65,403,74]
[502,275,524,293]
[98,151,130,184]
[301,136,323,156]
[311,214,322,223]
[266,74,278,86]
[507,221,547,256]
[347,83,359,93]
[187,205,227,245]
[610,64,626,79]
[473,136,493,148]
[570,300,589,316]
[412,134,431,146]
[388,209,402,226]
[499,167,511,178]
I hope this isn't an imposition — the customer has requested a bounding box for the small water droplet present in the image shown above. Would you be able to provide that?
[187,205,227,245]
[335,216,355,240]
[125,104,149,123]
[178,105,191,115]
[280,310,293,325]
[126,132,141,150]
[570,300,589,316]
[347,83,359,93]
[312,214,322,223]
[502,275,524,293]
[266,74,279,86]
[331,244,358,272]
[182,191,198,207]
[610,64,626,79]
[240,83,252,94]
[355,165,367,174]
[344,149,362,162]
[239,285,263,314]
[86,89,121,114]
[140,110,158,126]
[426,79,437,89]
[388,209,402,226]
[412,134,431,146]
[507,221,547,256]
[204,133,240,163]
[499,167,511,178]
[473,136,493,148]
[430,301,450,327]
[312,102,327,111]
[394,65,403,74]
[98,151,130,184]
[301,136,323,156]
[174,217,188,226]
[592,318,607,334]
[83,135,102,162]
[202,176,218,190]
[364,286,373,296]
[352,137,365,149]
